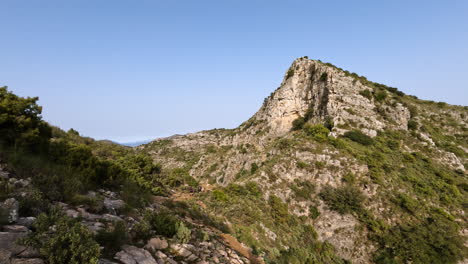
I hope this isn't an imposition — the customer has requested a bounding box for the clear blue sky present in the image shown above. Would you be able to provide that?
[1,0,467,142]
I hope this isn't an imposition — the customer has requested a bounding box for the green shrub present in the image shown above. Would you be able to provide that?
[303,124,330,142]
[175,221,191,243]
[276,138,294,150]
[314,161,326,169]
[324,117,334,130]
[393,193,419,214]
[245,182,262,197]
[296,161,308,169]
[18,190,47,217]
[212,189,229,202]
[309,206,320,219]
[342,173,356,184]
[166,168,198,188]
[359,89,373,100]
[374,214,466,264]
[286,69,294,79]
[291,117,305,130]
[24,208,100,264]
[250,163,259,174]
[319,185,365,214]
[96,221,128,254]
[150,210,179,237]
[343,130,374,146]
[291,180,315,201]
[374,90,387,101]
[407,119,418,130]
[268,195,289,224]
[320,72,328,82]
[134,209,184,240]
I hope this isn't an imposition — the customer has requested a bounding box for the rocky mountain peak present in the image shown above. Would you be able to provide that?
[248,57,410,137]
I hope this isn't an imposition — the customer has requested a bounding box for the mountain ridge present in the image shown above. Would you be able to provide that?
[139,57,467,263]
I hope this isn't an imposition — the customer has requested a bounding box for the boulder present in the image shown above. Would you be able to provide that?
[170,244,192,258]
[16,218,36,228]
[0,232,27,255]
[103,198,125,213]
[145,238,168,251]
[115,245,157,264]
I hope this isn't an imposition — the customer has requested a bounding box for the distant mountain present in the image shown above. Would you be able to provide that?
[119,140,152,147]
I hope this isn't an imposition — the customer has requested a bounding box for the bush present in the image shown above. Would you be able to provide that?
[393,193,419,214]
[309,206,320,219]
[407,119,418,130]
[286,69,294,79]
[374,90,387,101]
[250,163,259,174]
[320,72,328,82]
[374,214,466,264]
[18,190,47,217]
[324,117,334,130]
[134,210,183,240]
[175,221,192,243]
[150,210,179,237]
[303,124,330,142]
[212,189,229,202]
[276,138,294,150]
[268,195,289,224]
[319,185,365,214]
[343,130,374,146]
[291,180,315,201]
[96,221,128,254]
[166,168,198,188]
[291,117,305,130]
[24,208,100,264]
[359,89,373,100]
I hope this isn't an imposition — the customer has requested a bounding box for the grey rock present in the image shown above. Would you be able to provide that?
[1,226,28,233]
[0,170,9,180]
[170,244,192,258]
[11,259,44,264]
[115,245,157,264]
[65,209,79,218]
[16,218,36,228]
[186,254,198,262]
[102,214,123,222]
[145,238,168,251]
[103,198,125,214]
[154,251,167,259]
[0,232,27,254]
[16,247,40,258]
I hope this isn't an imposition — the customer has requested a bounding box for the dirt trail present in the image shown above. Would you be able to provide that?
[220,233,265,264]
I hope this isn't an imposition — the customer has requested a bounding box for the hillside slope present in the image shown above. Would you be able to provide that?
[140,57,468,263]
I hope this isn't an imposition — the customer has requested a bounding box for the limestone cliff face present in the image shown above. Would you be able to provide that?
[248,57,410,137]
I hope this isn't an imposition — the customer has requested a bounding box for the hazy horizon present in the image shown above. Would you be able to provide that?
[2,0,467,142]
